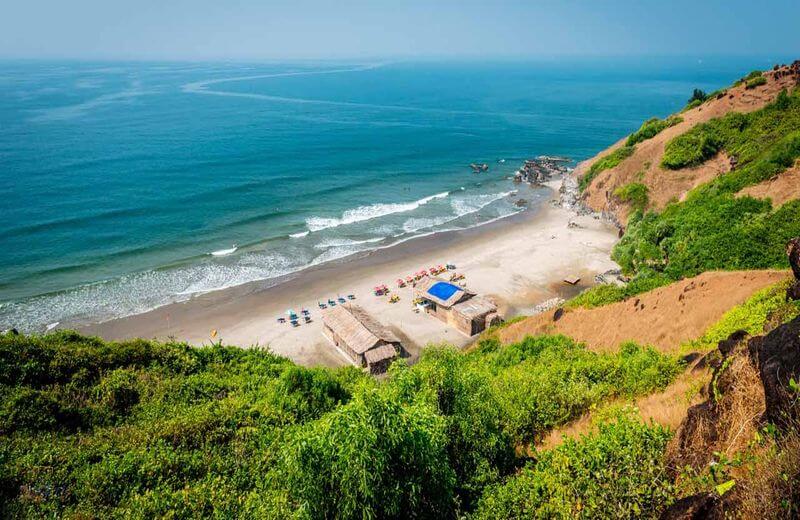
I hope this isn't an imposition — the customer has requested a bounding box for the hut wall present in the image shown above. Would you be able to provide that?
[323,323,363,366]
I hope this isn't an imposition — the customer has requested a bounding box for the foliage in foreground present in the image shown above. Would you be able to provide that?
[0,331,681,518]
[474,413,674,519]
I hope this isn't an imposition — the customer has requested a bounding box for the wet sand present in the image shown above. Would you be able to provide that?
[81,183,620,366]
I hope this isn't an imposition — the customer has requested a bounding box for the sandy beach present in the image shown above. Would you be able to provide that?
[81,181,620,367]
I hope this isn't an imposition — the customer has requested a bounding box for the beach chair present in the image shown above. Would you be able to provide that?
[318,302,327,309]
[304,316,312,323]
[328,299,336,306]
[277,317,286,323]
[347,294,355,300]
[396,278,405,288]
[338,297,346,304]
[291,319,299,327]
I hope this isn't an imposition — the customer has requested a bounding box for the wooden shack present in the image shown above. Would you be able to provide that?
[413,278,501,336]
[321,304,401,374]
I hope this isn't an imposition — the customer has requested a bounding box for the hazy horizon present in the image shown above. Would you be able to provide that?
[2,0,799,61]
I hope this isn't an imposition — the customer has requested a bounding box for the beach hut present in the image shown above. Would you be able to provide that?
[321,304,402,374]
[413,277,502,336]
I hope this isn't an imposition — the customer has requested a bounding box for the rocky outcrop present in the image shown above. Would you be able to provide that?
[664,313,800,519]
[755,316,800,429]
[787,238,800,301]
[514,157,570,184]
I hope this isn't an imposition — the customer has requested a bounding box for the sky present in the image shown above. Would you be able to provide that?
[1,0,799,61]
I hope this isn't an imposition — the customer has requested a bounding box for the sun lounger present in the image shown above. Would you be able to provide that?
[304,316,312,323]
[338,297,346,304]
[347,294,355,300]
[291,320,299,327]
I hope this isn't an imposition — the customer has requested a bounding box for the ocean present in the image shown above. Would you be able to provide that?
[0,57,779,331]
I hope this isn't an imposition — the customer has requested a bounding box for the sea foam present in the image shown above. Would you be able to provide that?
[305,191,448,232]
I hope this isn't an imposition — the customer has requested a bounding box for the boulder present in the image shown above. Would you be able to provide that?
[755,315,800,429]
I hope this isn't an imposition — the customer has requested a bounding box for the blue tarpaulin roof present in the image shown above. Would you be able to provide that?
[427,281,461,302]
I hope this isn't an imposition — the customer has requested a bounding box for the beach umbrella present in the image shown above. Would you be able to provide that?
[286,309,295,316]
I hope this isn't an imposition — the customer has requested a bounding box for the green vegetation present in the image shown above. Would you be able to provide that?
[580,145,635,191]
[682,88,708,111]
[0,331,682,518]
[626,116,683,146]
[681,280,800,353]
[663,88,800,171]
[616,90,800,280]
[746,75,768,89]
[614,182,649,211]
[566,273,670,310]
[567,88,800,310]
[474,413,674,519]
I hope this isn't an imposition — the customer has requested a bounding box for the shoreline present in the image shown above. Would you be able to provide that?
[80,179,621,367]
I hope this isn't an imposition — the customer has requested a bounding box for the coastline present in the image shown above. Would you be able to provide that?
[80,179,620,367]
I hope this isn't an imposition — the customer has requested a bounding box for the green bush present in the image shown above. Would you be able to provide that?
[614,182,649,211]
[0,331,682,518]
[473,413,674,519]
[746,75,768,89]
[661,128,723,169]
[580,145,635,191]
[626,116,682,146]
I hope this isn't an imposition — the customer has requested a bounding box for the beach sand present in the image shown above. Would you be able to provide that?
[81,182,620,367]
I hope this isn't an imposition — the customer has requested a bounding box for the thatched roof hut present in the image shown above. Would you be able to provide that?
[321,304,400,374]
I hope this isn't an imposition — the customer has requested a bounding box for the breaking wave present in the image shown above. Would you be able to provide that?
[305,191,449,232]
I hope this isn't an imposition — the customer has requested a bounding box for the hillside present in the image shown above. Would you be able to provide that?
[578,61,800,226]
[3,61,800,519]
[496,270,789,353]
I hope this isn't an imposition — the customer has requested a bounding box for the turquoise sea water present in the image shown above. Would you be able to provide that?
[0,57,779,330]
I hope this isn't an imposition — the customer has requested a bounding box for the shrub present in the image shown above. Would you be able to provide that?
[688,88,708,105]
[473,413,675,519]
[626,116,682,146]
[746,76,767,89]
[580,145,635,191]
[661,128,723,169]
[614,182,649,211]
[270,392,456,519]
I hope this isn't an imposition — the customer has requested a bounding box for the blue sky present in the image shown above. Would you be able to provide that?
[2,0,799,60]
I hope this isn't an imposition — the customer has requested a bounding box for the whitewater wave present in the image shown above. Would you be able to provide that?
[400,190,516,235]
[289,230,310,238]
[305,191,449,232]
[210,245,237,256]
[314,237,386,249]
[450,190,515,217]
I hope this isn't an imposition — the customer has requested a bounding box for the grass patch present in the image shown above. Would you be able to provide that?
[614,182,649,211]
[580,145,635,191]
[681,280,800,354]
[746,75,768,89]
[626,116,682,146]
